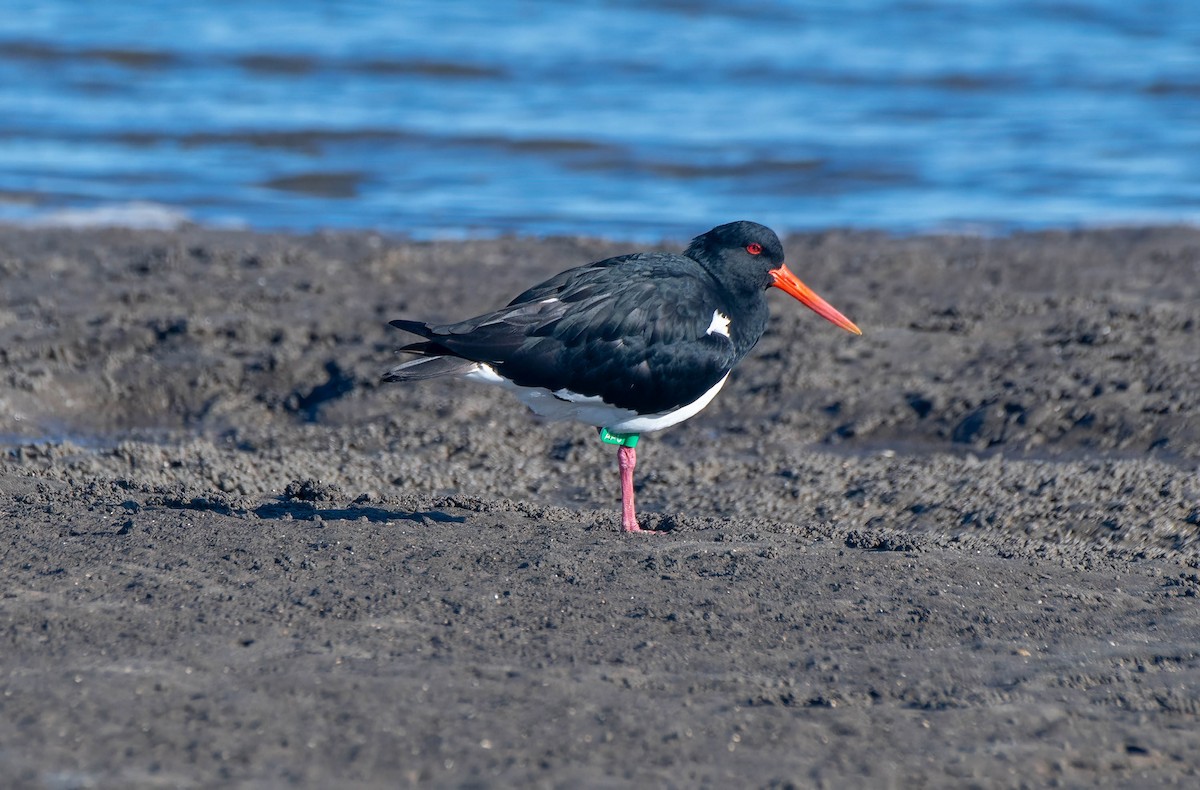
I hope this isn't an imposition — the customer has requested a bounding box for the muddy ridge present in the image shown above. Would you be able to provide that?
[1,225,1199,787]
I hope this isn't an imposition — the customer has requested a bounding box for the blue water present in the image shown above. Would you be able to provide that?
[1,1,1198,239]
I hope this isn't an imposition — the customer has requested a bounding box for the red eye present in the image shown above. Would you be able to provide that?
[746,242,763,255]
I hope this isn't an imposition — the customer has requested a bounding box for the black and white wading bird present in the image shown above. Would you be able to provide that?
[384,221,861,533]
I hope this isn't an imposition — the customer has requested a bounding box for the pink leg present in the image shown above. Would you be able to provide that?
[618,445,650,533]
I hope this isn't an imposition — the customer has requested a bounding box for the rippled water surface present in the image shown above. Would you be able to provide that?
[2,1,1198,238]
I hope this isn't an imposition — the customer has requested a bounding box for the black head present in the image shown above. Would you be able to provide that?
[684,221,786,291]
[686,220,862,335]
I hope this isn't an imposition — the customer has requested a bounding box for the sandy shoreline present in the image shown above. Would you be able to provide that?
[2,224,1199,786]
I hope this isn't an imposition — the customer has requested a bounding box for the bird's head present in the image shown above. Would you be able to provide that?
[686,221,862,335]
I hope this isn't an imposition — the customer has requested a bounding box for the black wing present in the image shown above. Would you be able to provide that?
[409,253,738,414]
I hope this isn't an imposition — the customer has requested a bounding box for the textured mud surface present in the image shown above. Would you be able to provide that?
[1,225,1199,787]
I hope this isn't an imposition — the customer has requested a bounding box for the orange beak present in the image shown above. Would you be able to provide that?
[769,264,862,335]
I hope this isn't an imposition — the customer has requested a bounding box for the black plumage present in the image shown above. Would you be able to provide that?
[383,221,860,533]
[386,222,784,415]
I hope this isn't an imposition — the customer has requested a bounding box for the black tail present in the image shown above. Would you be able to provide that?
[383,319,474,382]
[389,318,433,336]
[382,355,476,382]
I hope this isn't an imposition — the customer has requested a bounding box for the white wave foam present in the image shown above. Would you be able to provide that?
[26,202,192,231]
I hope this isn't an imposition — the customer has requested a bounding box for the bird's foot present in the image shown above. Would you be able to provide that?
[621,520,660,535]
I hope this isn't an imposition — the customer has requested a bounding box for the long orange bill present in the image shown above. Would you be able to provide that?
[769,264,862,335]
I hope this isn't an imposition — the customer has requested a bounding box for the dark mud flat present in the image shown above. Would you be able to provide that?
[1,225,1199,788]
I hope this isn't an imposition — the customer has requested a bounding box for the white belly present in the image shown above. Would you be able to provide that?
[464,364,729,434]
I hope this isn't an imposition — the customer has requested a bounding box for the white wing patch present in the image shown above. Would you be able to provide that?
[705,310,731,338]
[552,388,605,404]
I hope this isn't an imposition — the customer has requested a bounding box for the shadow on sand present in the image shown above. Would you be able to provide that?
[155,495,465,525]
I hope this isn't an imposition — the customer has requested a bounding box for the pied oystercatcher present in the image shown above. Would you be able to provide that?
[384,221,861,533]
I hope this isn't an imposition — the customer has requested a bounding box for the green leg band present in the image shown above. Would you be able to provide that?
[598,427,639,447]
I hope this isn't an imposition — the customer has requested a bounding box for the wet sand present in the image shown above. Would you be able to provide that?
[1,224,1199,787]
